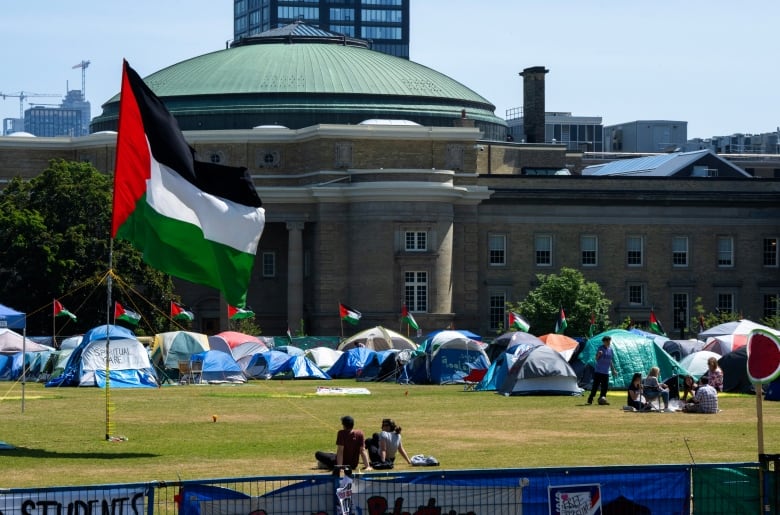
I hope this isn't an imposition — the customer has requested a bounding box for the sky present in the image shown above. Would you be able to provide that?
[2,1,778,139]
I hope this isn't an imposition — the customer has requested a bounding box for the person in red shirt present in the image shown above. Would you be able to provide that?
[315,415,373,472]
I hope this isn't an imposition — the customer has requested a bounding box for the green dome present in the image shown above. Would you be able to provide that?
[91,29,506,139]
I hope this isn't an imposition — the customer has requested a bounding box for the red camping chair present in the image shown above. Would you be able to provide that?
[463,368,487,391]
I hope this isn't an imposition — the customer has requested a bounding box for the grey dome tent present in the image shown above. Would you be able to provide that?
[498,341,582,396]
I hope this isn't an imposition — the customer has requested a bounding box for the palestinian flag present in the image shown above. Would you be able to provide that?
[170,301,194,321]
[508,312,530,332]
[115,302,141,326]
[554,307,568,334]
[111,60,265,308]
[401,304,419,331]
[53,299,77,321]
[649,309,666,336]
[339,303,361,325]
[228,305,255,320]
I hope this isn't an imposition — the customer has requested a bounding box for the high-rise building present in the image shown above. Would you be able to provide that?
[233,0,409,59]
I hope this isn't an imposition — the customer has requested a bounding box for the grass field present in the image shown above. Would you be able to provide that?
[1,380,778,488]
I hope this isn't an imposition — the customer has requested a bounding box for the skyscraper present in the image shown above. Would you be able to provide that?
[233,0,409,59]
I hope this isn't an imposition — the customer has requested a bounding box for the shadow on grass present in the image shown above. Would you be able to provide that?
[0,446,158,459]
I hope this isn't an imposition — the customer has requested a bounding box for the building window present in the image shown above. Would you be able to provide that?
[717,293,734,314]
[673,293,689,330]
[764,237,778,267]
[627,236,643,266]
[764,294,780,318]
[628,284,644,305]
[489,292,507,331]
[717,236,734,267]
[262,252,275,277]
[535,235,552,266]
[672,236,688,267]
[405,231,427,252]
[581,235,598,266]
[488,234,506,266]
[404,271,428,312]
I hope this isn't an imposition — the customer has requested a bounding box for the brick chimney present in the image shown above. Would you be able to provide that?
[519,66,548,144]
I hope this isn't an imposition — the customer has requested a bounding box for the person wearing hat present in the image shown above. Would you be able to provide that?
[315,415,373,471]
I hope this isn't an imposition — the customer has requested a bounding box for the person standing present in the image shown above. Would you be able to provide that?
[315,415,373,472]
[588,335,617,405]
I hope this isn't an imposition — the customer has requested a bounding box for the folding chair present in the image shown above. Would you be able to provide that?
[178,360,192,384]
[463,368,487,391]
[189,359,204,384]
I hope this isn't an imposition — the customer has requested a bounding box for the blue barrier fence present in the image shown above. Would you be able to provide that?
[1,460,777,515]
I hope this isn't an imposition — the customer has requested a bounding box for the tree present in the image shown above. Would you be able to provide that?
[0,159,175,335]
[507,267,611,337]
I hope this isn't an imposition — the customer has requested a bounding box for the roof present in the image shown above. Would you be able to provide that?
[582,149,751,177]
[92,23,504,133]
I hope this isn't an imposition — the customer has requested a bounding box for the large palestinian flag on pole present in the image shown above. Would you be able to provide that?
[111,61,265,308]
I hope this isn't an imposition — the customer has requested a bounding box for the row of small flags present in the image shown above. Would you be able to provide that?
[54,297,686,337]
[52,299,251,326]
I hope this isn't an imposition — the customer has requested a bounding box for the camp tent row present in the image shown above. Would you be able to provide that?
[7,319,779,396]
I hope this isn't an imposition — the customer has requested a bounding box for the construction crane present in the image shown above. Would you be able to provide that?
[0,91,62,119]
[72,60,90,101]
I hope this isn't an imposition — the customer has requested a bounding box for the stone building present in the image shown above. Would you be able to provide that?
[1,25,778,337]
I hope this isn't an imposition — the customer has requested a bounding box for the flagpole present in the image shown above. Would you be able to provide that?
[105,242,114,441]
[52,299,56,349]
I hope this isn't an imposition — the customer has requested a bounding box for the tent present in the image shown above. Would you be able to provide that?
[230,341,270,362]
[59,335,82,350]
[190,350,246,383]
[275,345,305,356]
[242,350,330,380]
[496,340,581,395]
[407,334,490,385]
[574,329,688,389]
[327,347,376,378]
[662,339,705,361]
[339,326,417,352]
[305,347,343,370]
[208,331,263,354]
[355,349,409,382]
[150,331,210,371]
[0,329,52,354]
[486,331,544,361]
[718,347,753,393]
[699,320,780,351]
[679,351,722,380]
[476,350,516,392]
[766,379,780,401]
[46,324,158,388]
[539,333,582,362]
[0,304,25,330]
[425,329,482,341]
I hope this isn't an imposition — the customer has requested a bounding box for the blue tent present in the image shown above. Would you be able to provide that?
[0,304,25,330]
[243,350,329,380]
[327,347,376,379]
[46,324,158,388]
[191,350,245,383]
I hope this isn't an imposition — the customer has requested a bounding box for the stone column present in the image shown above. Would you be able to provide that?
[286,221,304,330]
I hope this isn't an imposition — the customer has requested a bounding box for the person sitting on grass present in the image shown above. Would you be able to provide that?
[683,376,719,414]
[627,373,650,411]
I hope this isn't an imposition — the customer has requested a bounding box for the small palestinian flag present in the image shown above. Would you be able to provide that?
[508,312,530,332]
[402,304,419,331]
[228,305,255,320]
[554,308,568,334]
[170,301,194,321]
[649,309,666,336]
[53,299,77,321]
[339,303,361,325]
[115,301,141,326]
